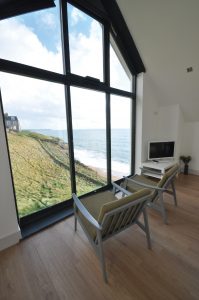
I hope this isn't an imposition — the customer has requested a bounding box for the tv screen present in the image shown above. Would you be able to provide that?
[148,141,175,160]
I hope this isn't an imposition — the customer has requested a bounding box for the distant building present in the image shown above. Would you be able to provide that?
[4,113,20,132]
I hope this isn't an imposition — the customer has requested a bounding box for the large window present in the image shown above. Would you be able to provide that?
[110,38,132,92]
[0,0,136,223]
[67,4,103,81]
[0,0,63,73]
[0,73,71,217]
[71,87,107,195]
[111,95,131,179]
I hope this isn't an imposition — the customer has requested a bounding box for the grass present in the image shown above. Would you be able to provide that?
[7,131,106,217]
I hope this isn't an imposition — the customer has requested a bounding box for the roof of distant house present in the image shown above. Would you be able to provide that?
[4,114,18,121]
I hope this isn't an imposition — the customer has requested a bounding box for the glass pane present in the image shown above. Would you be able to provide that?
[67,4,103,81]
[110,39,132,92]
[71,87,107,196]
[111,95,131,179]
[0,73,71,217]
[0,0,63,73]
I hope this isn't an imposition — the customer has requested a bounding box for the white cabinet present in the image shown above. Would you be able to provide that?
[141,160,178,179]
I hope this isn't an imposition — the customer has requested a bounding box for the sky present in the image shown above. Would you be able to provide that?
[0,1,131,130]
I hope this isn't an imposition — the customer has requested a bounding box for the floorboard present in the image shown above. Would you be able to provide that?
[0,174,199,300]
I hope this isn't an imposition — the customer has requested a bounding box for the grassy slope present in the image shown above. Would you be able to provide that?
[8,132,106,217]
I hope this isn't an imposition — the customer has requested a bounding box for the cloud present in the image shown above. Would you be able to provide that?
[110,45,131,92]
[70,88,131,129]
[70,7,86,26]
[111,95,131,129]
[39,12,56,29]
[0,17,65,129]
[0,18,63,73]
[1,73,66,130]
[0,11,131,130]
[69,19,103,80]
[70,87,106,129]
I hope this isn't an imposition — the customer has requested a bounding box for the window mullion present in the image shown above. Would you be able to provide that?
[60,0,70,73]
[130,75,137,175]
[60,0,76,193]
[104,23,111,184]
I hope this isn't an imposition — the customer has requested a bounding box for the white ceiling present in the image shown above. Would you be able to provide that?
[117,0,199,121]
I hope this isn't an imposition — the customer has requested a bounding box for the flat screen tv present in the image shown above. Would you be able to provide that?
[148,141,175,161]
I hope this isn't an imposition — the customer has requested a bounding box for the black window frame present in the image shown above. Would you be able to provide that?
[0,0,138,234]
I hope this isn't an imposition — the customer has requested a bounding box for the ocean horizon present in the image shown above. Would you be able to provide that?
[29,128,131,177]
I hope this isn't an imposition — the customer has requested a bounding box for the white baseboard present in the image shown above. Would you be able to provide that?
[180,168,199,176]
[0,227,21,252]
[189,169,199,176]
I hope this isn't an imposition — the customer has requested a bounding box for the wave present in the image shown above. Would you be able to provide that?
[31,129,131,178]
[74,148,130,178]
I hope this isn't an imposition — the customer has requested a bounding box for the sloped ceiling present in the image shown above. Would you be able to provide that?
[117,0,199,121]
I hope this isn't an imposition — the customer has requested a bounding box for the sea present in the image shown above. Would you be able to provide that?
[31,128,131,178]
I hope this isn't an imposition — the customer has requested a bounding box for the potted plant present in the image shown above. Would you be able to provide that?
[180,155,191,175]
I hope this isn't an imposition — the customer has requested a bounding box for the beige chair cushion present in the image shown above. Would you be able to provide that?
[78,191,116,240]
[124,175,157,193]
[124,175,158,200]
[98,189,151,238]
[78,188,151,241]
[98,188,151,223]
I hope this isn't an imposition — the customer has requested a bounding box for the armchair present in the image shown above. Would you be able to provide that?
[73,183,153,283]
[122,164,180,224]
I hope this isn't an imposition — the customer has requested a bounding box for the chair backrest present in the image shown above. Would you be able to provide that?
[144,163,179,202]
[151,163,179,201]
[165,163,179,181]
[97,188,152,241]
[157,163,179,189]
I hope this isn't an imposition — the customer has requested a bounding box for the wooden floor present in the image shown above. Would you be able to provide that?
[0,174,199,300]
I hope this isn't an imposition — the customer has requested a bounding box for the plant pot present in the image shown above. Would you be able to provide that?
[184,164,189,175]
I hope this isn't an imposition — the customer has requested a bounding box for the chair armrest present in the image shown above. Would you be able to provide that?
[123,177,167,192]
[72,193,102,230]
[112,182,132,196]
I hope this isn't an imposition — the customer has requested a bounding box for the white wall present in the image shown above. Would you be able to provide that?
[156,105,179,141]
[176,105,184,159]
[141,73,160,162]
[136,73,185,170]
[136,73,199,175]
[0,101,21,251]
[181,122,199,174]
[117,0,199,123]
[136,73,161,172]
[156,104,184,160]
[136,72,161,171]
[117,0,199,175]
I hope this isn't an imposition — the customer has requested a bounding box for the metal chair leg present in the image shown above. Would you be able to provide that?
[74,212,77,232]
[143,207,151,249]
[171,181,177,206]
[159,193,168,224]
[97,231,108,283]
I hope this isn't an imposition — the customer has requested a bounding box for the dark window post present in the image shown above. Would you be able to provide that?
[60,0,76,194]
[104,23,111,184]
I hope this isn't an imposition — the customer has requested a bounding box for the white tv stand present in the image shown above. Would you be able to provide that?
[141,160,177,179]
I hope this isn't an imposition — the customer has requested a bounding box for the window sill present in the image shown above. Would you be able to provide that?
[20,206,74,239]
